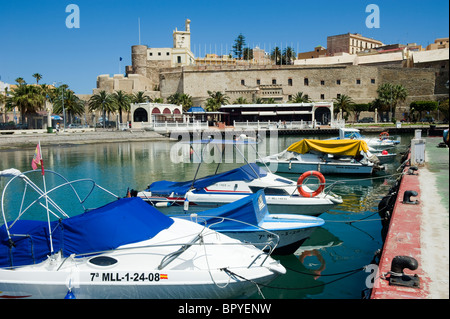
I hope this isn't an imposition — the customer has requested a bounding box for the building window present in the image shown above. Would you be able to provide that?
[336,79,341,85]
[158,52,161,56]
[256,79,261,85]
[288,78,293,86]
[272,79,277,85]
[241,79,245,85]
[356,79,361,85]
[149,52,153,56]
[337,93,341,98]
[320,80,325,86]
[320,94,325,100]
[167,52,170,56]
[304,78,309,86]
[305,94,309,100]
[371,78,376,84]
[177,56,181,63]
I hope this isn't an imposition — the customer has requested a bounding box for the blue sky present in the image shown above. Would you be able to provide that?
[0,0,448,94]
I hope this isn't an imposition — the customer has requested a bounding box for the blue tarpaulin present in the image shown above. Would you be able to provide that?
[148,163,268,196]
[189,190,268,231]
[0,197,174,268]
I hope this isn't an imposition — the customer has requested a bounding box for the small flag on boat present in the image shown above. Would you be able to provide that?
[160,274,168,280]
[31,142,45,175]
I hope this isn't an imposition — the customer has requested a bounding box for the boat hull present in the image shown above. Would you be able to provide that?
[0,218,285,299]
[140,195,338,216]
[260,161,374,175]
[220,214,322,255]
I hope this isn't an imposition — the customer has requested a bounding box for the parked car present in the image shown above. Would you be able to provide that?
[358,117,374,123]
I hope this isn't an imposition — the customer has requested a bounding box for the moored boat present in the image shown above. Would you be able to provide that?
[137,139,342,216]
[256,139,384,175]
[171,190,325,255]
[0,169,285,299]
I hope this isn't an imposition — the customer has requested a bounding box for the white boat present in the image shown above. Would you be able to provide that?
[337,128,399,150]
[0,169,285,299]
[137,139,342,216]
[256,139,385,175]
[172,190,325,255]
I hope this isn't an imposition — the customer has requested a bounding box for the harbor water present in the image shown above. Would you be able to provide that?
[0,132,414,299]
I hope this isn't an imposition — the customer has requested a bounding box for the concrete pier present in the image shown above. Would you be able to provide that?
[371,136,449,299]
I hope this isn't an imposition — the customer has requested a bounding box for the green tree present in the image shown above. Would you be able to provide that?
[205,90,229,111]
[282,46,296,65]
[168,92,193,111]
[53,88,85,124]
[88,91,117,128]
[409,101,438,122]
[243,47,253,60]
[233,97,249,104]
[15,77,25,85]
[375,83,408,121]
[290,92,311,103]
[232,34,246,59]
[112,90,132,123]
[32,73,42,85]
[352,103,370,122]
[6,83,45,125]
[271,47,282,65]
[438,99,449,122]
[334,95,354,121]
[132,91,152,104]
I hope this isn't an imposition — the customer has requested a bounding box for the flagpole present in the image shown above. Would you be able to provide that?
[39,141,53,254]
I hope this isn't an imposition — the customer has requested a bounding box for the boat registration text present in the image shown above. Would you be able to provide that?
[90,272,168,282]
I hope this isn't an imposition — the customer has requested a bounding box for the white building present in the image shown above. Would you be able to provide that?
[130,102,182,129]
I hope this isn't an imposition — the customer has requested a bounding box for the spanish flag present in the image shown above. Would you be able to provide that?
[160,274,168,280]
[31,142,45,175]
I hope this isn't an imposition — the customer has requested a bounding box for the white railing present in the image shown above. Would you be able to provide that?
[233,120,316,129]
[233,119,345,129]
[152,121,209,132]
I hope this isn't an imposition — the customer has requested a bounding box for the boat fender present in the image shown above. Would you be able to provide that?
[184,197,189,211]
[379,131,389,140]
[297,171,325,198]
[155,202,171,207]
[64,289,76,299]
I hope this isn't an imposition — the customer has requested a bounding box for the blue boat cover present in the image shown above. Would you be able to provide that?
[0,197,174,268]
[148,163,268,196]
[188,190,268,231]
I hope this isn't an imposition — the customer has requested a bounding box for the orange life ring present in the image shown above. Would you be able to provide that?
[297,171,326,197]
[379,131,389,140]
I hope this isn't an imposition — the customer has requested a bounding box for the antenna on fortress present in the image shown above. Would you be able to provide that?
[138,17,141,45]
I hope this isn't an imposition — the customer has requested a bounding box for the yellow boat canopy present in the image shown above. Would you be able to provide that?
[286,139,370,157]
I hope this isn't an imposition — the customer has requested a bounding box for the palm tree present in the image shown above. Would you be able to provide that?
[290,92,311,103]
[88,91,116,128]
[32,73,42,85]
[334,94,354,121]
[271,47,282,65]
[282,47,296,65]
[15,77,25,85]
[53,89,85,124]
[168,92,193,111]
[205,91,229,112]
[6,84,44,125]
[179,94,193,112]
[376,83,408,121]
[132,91,152,104]
[113,90,132,123]
[233,97,249,104]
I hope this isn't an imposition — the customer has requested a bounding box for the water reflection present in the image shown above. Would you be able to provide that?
[0,132,413,299]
